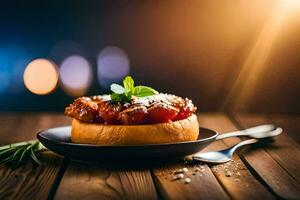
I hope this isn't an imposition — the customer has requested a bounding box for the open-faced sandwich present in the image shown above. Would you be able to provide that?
[64,76,199,145]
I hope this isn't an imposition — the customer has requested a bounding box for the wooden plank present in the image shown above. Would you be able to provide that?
[197,113,275,200]
[0,113,25,145]
[233,114,300,183]
[230,113,300,199]
[270,115,300,144]
[55,161,158,200]
[0,113,70,200]
[118,170,158,200]
[152,162,229,200]
[55,161,125,200]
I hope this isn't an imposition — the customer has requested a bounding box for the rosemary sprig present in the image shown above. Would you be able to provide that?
[0,140,46,168]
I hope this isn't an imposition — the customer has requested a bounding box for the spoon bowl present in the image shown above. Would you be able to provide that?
[249,127,282,139]
[194,151,232,164]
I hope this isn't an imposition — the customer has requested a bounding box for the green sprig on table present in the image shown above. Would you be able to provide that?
[110,76,158,103]
[0,140,45,168]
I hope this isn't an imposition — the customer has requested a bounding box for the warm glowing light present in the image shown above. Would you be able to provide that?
[223,0,300,111]
[97,46,130,88]
[60,55,92,96]
[281,0,300,10]
[23,58,58,95]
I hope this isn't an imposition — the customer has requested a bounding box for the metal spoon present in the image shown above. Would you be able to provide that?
[216,124,277,140]
[193,127,283,164]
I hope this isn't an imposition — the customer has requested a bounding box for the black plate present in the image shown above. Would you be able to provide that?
[37,126,218,161]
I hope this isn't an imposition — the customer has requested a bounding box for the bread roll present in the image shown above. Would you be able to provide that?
[71,114,199,145]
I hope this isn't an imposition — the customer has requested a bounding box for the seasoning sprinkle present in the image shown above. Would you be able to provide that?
[174,169,183,174]
[182,167,188,173]
[184,178,191,184]
[177,174,184,179]
[225,170,232,177]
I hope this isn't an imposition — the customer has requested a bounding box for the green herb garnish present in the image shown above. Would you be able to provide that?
[110,76,158,103]
[0,140,46,168]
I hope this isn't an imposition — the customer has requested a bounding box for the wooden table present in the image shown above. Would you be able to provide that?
[0,113,299,200]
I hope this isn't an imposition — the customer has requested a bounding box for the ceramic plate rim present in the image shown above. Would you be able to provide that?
[37,126,218,148]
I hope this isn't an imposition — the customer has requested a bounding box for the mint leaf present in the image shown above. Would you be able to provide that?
[123,76,134,92]
[110,84,125,94]
[111,93,121,101]
[111,93,128,102]
[133,86,158,97]
[124,90,132,98]
[110,76,158,102]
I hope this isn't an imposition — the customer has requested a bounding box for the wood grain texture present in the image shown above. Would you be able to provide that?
[270,115,300,144]
[152,162,229,200]
[118,170,158,200]
[55,161,158,200]
[197,113,275,200]
[233,114,300,183]
[231,113,300,199]
[0,113,70,200]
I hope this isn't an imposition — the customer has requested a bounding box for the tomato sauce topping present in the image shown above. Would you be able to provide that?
[65,94,197,125]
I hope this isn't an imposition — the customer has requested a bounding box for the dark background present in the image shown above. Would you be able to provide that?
[0,0,299,113]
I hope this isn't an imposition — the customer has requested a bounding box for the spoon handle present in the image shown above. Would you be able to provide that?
[229,139,258,155]
[216,124,276,140]
[216,130,247,140]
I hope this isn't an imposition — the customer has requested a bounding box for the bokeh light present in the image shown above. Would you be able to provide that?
[23,58,58,95]
[0,48,11,93]
[60,55,92,96]
[97,46,130,89]
[0,45,31,93]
